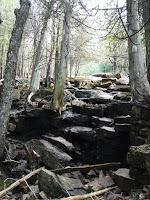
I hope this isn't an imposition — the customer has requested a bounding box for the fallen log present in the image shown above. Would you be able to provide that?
[0,166,44,198]
[51,162,120,174]
[59,186,117,200]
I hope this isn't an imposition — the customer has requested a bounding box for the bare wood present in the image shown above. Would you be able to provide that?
[59,186,117,200]
[51,162,120,174]
[0,166,44,198]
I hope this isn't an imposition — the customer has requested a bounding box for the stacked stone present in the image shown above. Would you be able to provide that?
[130,106,150,146]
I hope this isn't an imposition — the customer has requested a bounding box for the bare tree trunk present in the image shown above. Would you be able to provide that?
[142,0,150,82]
[52,0,73,113]
[29,0,56,93]
[127,0,150,105]
[0,0,31,158]
[46,17,56,87]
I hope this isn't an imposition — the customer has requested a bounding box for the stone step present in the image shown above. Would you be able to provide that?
[91,116,113,128]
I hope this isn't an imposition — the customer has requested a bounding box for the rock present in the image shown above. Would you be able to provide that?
[132,106,150,120]
[127,144,150,184]
[14,108,54,139]
[11,160,28,177]
[38,169,86,198]
[60,126,97,142]
[114,115,131,124]
[75,89,114,100]
[72,100,104,117]
[25,139,72,169]
[79,97,111,104]
[105,101,133,117]
[8,123,16,132]
[113,168,139,193]
[31,88,53,102]
[91,116,113,128]
[42,135,75,152]
[89,175,114,191]
[99,126,116,139]
[61,111,91,127]
[115,123,130,133]
[13,89,20,101]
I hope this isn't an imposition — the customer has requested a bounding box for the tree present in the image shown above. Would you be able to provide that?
[52,0,73,112]
[0,0,31,158]
[127,0,150,105]
[28,0,56,94]
[142,0,150,82]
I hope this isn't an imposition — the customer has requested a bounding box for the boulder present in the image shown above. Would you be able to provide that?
[25,139,72,169]
[127,144,150,184]
[38,169,86,198]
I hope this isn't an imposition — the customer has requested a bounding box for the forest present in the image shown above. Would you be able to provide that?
[0,0,150,199]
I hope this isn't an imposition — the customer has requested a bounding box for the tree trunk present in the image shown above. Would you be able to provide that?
[29,0,55,93]
[0,0,31,158]
[142,0,150,82]
[127,0,150,105]
[52,0,73,113]
[46,17,56,87]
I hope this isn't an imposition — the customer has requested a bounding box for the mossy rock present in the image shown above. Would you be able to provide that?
[132,106,150,120]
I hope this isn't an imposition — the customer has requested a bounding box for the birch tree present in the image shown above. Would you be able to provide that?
[0,0,31,158]
[127,0,150,105]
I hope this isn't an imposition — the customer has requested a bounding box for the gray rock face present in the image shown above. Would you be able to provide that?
[25,139,72,169]
[38,169,86,198]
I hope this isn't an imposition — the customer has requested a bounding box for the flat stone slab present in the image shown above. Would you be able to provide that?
[38,169,86,198]
[42,135,75,151]
[25,139,72,169]
[91,116,113,128]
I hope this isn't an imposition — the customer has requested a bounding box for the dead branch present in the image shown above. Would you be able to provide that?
[51,162,120,174]
[58,186,117,200]
[0,166,44,198]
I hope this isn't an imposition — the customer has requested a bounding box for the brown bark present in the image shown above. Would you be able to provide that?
[0,0,31,158]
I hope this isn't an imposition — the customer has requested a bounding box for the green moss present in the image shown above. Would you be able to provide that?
[0,179,11,191]
[146,136,150,144]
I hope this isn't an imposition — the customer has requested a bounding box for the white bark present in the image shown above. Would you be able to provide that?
[127,0,150,105]
[0,0,31,158]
